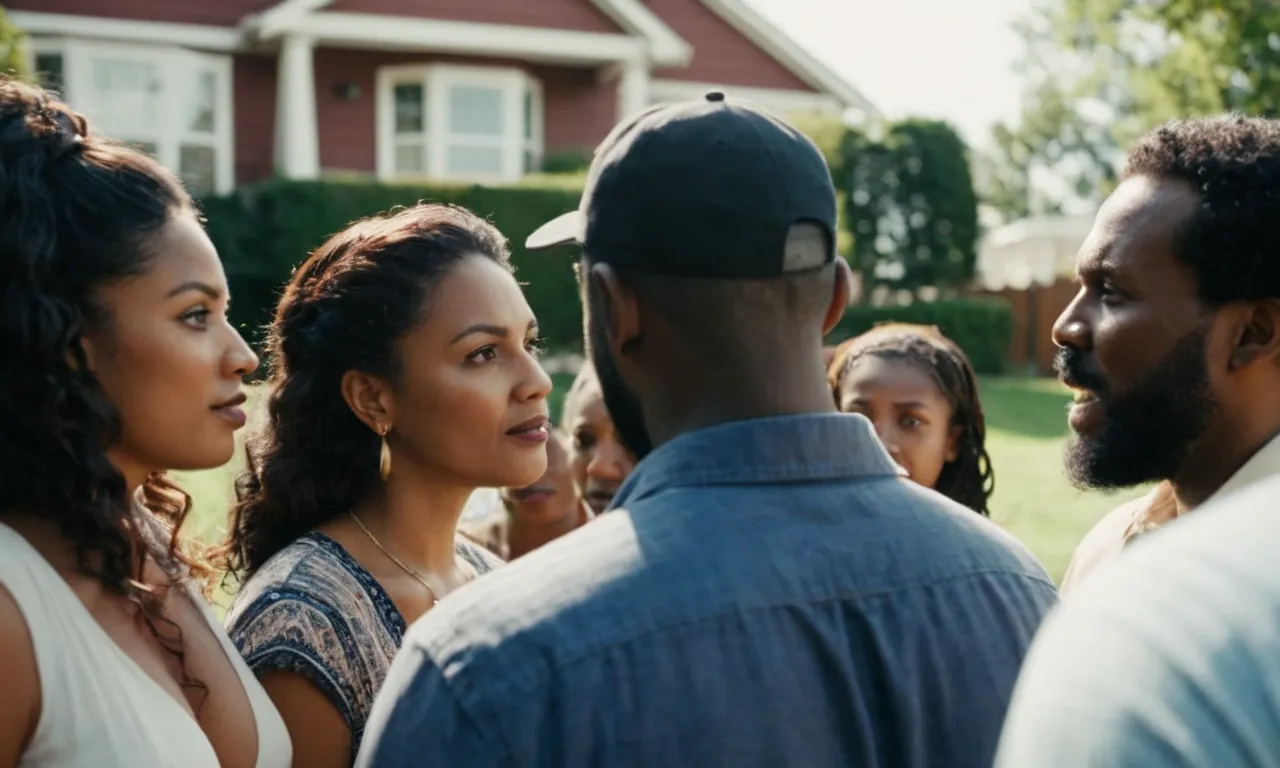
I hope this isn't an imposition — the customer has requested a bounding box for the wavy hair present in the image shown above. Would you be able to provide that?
[0,77,212,695]
[828,323,994,515]
[221,203,511,580]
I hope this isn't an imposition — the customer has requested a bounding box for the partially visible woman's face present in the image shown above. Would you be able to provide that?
[567,374,636,515]
[389,255,553,490]
[837,355,959,491]
[85,213,259,482]
[501,431,582,527]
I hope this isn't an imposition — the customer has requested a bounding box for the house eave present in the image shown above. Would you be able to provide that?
[242,0,682,68]
[700,0,880,118]
[587,0,692,68]
[12,11,243,51]
[270,12,647,66]
[648,79,845,116]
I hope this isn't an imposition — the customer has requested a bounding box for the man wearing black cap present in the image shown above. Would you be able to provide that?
[358,93,1058,768]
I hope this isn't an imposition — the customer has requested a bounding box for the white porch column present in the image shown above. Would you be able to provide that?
[275,34,320,180]
[616,56,650,122]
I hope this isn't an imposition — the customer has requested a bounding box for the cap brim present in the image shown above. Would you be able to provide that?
[525,211,583,251]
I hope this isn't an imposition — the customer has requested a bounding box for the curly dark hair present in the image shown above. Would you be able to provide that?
[221,203,512,580]
[0,77,212,692]
[1124,115,1280,304]
[827,323,994,515]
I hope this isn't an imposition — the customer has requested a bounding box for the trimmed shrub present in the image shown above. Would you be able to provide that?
[202,178,1012,374]
[200,178,584,352]
[830,298,1014,374]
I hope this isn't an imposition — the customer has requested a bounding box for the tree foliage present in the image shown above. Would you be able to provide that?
[984,0,1280,221]
[840,119,980,296]
[0,5,27,79]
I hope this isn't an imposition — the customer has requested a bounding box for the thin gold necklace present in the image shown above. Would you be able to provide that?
[348,511,444,606]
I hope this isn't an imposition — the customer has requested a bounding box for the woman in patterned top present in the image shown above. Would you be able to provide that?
[220,203,553,766]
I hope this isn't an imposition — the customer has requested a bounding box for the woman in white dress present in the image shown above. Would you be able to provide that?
[0,77,291,767]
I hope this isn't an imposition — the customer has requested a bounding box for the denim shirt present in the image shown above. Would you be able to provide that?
[358,414,1058,768]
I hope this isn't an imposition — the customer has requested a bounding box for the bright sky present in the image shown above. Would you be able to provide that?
[747,0,1030,149]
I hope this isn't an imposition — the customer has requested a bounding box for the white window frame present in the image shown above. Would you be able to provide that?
[522,77,545,176]
[26,36,235,195]
[376,64,543,183]
[29,38,68,96]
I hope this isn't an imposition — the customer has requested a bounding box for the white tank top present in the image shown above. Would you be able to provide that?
[0,523,292,767]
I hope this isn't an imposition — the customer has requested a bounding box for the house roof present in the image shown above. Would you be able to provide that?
[243,0,875,113]
[702,0,878,117]
[586,0,693,67]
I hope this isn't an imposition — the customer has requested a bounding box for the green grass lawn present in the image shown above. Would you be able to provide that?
[177,375,1139,586]
[978,378,1144,581]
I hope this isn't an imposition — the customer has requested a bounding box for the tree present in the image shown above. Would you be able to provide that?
[841,119,980,297]
[984,0,1280,222]
[0,5,27,79]
[788,111,850,171]
[791,110,859,258]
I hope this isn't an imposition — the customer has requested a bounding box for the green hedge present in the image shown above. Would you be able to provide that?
[200,178,585,352]
[201,179,1014,374]
[830,298,1014,374]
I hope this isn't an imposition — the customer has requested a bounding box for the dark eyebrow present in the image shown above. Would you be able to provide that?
[849,398,932,410]
[451,323,509,344]
[1075,241,1122,279]
[166,280,223,300]
[451,318,540,345]
[1078,257,1119,276]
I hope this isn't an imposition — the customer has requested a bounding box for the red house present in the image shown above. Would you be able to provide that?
[13,0,877,195]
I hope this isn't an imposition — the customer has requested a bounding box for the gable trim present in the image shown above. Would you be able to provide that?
[240,0,333,39]
[700,0,879,116]
[11,11,242,51]
[283,12,645,65]
[586,0,692,67]
[649,79,843,116]
[242,0,690,67]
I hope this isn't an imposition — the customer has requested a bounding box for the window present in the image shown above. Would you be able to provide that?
[379,65,543,182]
[391,82,427,173]
[445,84,504,176]
[28,38,234,195]
[522,82,544,174]
[33,52,65,96]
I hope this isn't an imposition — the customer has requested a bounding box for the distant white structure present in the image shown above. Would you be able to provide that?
[976,214,1096,291]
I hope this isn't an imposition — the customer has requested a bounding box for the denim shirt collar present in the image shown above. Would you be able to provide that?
[611,413,905,511]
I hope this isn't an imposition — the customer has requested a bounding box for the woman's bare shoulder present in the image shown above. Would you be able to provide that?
[0,583,40,763]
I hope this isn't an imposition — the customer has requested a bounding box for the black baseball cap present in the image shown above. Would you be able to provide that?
[525,91,838,278]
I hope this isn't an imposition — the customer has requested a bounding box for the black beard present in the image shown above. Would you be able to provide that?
[586,285,653,463]
[1061,325,1216,490]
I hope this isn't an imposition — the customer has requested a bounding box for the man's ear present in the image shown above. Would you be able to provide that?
[1227,299,1280,372]
[822,258,853,336]
[589,262,641,358]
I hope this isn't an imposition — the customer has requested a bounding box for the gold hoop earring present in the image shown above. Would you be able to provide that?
[378,425,392,481]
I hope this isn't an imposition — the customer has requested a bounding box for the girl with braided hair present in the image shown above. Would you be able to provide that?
[828,323,995,515]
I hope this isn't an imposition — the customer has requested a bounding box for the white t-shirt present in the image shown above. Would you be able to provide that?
[998,474,1280,766]
[1060,433,1280,593]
